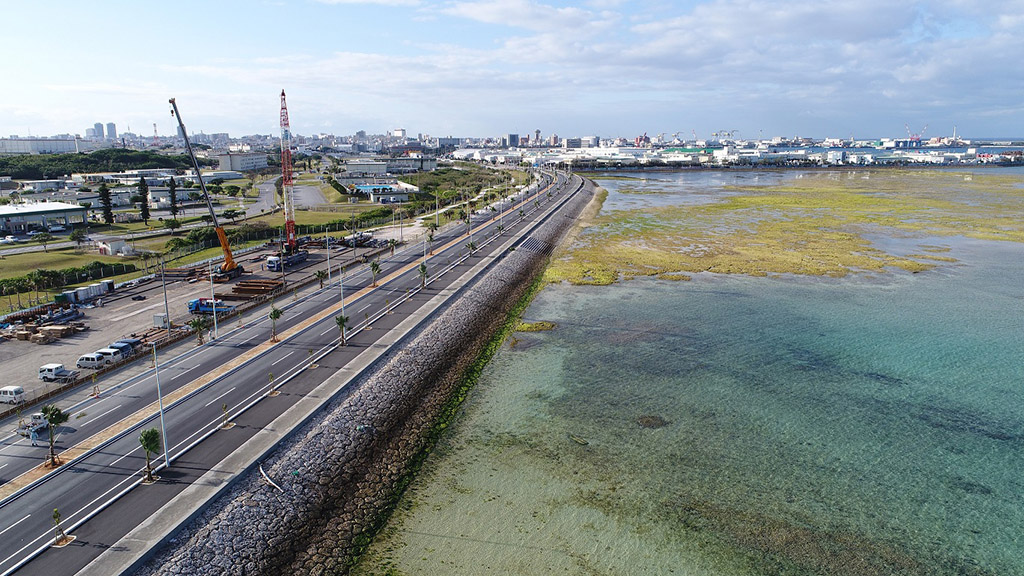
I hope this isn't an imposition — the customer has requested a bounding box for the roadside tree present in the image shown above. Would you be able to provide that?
[187,315,209,345]
[139,428,160,483]
[269,305,283,342]
[41,404,69,467]
[369,260,381,287]
[335,314,348,346]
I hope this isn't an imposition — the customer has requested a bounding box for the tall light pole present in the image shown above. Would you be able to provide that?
[160,259,170,330]
[208,261,218,340]
[152,344,170,468]
[326,234,331,288]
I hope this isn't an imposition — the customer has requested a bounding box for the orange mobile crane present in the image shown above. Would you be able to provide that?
[169,98,244,282]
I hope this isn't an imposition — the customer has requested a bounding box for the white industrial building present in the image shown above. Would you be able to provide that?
[217,152,268,171]
[0,138,78,155]
[0,201,88,233]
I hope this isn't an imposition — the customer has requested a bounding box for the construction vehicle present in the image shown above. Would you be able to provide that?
[267,249,308,272]
[187,298,236,316]
[17,413,47,438]
[169,98,244,282]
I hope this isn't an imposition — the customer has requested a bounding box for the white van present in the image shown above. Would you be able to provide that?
[0,386,25,405]
[77,353,106,369]
[95,348,124,365]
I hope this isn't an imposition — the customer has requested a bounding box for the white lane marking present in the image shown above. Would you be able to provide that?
[0,439,26,455]
[358,304,371,313]
[0,514,30,537]
[320,327,335,336]
[0,463,7,471]
[82,405,121,427]
[171,365,201,380]
[271,351,295,367]
[237,332,261,346]
[110,446,141,467]
[204,386,237,408]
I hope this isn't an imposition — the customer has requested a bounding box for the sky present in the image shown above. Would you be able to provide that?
[2,0,1022,141]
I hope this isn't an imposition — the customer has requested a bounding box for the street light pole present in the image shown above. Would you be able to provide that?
[152,344,170,468]
[160,259,170,330]
[208,261,218,340]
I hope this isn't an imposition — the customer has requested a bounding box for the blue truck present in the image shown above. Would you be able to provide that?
[187,298,236,315]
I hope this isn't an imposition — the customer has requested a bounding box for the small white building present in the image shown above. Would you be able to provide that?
[97,239,133,256]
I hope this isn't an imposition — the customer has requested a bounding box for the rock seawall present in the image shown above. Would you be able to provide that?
[134,182,594,576]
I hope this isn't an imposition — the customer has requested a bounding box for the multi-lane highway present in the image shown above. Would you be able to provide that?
[0,170,586,575]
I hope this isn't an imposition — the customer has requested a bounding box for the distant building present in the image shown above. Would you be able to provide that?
[106,122,117,140]
[0,201,88,233]
[93,123,104,139]
[217,152,268,171]
[345,160,387,176]
[504,134,520,148]
[562,138,582,149]
[0,138,77,155]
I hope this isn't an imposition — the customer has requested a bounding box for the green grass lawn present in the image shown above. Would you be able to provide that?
[0,247,128,282]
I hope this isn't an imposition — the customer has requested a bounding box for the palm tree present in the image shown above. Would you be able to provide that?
[426,222,438,254]
[139,428,160,483]
[387,238,398,256]
[315,269,328,289]
[466,241,477,255]
[369,260,381,287]
[25,269,45,302]
[187,315,209,345]
[335,314,348,346]
[418,262,428,289]
[269,305,283,342]
[41,404,69,467]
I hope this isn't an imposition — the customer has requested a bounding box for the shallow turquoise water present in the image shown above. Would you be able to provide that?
[356,173,1024,576]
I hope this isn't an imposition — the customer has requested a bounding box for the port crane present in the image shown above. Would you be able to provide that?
[905,123,928,142]
[169,98,244,282]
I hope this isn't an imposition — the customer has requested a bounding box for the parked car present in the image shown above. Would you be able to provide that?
[48,225,66,232]
[76,353,106,370]
[0,236,17,244]
[0,385,25,405]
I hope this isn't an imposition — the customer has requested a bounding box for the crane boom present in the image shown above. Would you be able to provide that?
[280,90,296,251]
[168,98,242,280]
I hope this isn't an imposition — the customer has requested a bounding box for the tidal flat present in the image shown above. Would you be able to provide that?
[544,170,1024,284]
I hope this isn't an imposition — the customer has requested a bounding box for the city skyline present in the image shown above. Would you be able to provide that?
[1,1,1020,141]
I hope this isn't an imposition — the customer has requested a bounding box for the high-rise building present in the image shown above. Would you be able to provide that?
[93,123,104,139]
[504,133,520,148]
[106,123,116,140]
[535,129,541,145]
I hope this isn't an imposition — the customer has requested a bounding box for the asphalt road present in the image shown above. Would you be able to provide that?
[0,171,585,575]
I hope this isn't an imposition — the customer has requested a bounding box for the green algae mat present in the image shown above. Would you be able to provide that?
[545,170,1024,284]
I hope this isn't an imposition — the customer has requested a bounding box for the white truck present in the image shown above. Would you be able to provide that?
[38,363,80,383]
[16,413,47,438]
